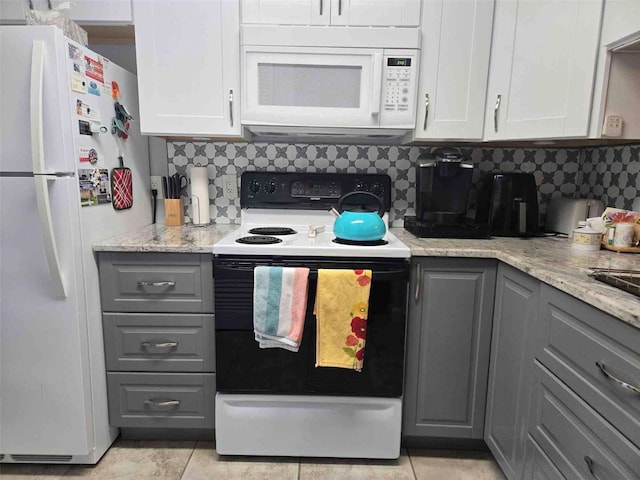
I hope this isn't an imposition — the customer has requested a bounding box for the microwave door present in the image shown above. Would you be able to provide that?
[242,47,383,128]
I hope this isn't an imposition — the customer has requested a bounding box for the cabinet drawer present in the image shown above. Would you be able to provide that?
[529,362,640,480]
[99,253,214,313]
[103,313,215,372]
[536,285,640,448]
[523,436,565,480]
[107,372,215,428]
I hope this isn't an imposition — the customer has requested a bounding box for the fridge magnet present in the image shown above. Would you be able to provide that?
[75,99,100,121]
[111,156,133,210]
[79,168,111,207]
[111,81,121,100]
[78,119,92,136]
[73,62,83,74]
[84,55,104,84]
[71,75,87,93]
[87,81,101,96]
[68,43,82,60]
[79,147,99,164]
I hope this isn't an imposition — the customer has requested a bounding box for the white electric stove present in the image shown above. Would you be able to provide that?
[213,209,410,258]
[213,171,409,459]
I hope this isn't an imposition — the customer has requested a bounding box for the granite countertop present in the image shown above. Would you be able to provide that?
[93,223,238,253]
[393,229,640,329]
[93,224,640,329]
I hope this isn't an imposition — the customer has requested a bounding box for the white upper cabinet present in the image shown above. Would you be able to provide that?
[133,0,241,137]
[0,0,132,25]
[241,0,330,25]
[484,0,603,141]
[240,0,420,26]
[413,0,494,140]
[330,0,421,27]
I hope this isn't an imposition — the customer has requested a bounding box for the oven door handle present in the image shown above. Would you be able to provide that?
[215,264,408,280]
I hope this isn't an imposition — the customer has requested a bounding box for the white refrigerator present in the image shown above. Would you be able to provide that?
[0,26,151,464]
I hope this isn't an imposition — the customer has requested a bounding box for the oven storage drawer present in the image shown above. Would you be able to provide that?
[99,253,214,313]
[103,313,215,372]
[536,285,640,448]
[529,362,640,480]
[107,372,215,428]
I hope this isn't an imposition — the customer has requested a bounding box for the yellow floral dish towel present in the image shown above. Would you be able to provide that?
[314,269,372,372]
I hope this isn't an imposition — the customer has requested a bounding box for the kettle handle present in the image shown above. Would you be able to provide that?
[337,191,385,217]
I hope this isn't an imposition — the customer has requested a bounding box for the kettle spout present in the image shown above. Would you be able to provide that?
[329,207,341,218]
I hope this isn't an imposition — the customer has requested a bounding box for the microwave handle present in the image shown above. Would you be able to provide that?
[370,53,383,117]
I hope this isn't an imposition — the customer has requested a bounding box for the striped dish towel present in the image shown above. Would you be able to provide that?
[253,266,310,352]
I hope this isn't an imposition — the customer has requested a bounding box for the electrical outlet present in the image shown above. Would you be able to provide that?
[602,115,623,137]
[222,174,238,199]
[150,175,163,199]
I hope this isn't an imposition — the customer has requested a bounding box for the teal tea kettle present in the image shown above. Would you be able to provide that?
[332,191,387,242]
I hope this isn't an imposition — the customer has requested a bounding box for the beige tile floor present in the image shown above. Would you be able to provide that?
[0,439,506,480]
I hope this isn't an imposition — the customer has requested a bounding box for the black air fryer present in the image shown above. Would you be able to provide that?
[475,173,540,237]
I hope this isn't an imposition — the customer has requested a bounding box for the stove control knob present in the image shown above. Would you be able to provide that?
[248,181,260,193]
[355,182,365,191]
[372,183,384,196]
[266,181,277,194]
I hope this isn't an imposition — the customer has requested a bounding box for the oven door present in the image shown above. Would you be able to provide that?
[214,255,408,397]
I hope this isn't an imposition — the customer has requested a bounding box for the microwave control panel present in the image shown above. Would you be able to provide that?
[383,57,415,114]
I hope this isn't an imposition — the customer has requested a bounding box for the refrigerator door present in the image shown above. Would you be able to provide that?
[0,26,74,174]
[0,176,93,457]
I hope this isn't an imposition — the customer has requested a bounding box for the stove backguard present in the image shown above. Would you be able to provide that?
[214,255,409,397]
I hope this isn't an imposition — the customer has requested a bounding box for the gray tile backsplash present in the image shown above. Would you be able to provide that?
[166,142,639,226]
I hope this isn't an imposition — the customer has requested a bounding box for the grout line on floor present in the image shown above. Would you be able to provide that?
[407,449,418,480]
[179,443,197,480]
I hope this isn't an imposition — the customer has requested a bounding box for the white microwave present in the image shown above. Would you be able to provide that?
[241,45,419,137]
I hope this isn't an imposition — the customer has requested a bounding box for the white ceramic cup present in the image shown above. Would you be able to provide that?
[613,223,634,247]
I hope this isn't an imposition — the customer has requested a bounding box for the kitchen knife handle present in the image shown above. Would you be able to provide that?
[596,361,640,394]
[229,90,234,127]
[423,93,429,130]
[584,457,603,480]
[143,398,180,407]
[138,281,176,287]
[414,261,421,302]
[494,94,502,133]
[141,341,179,348]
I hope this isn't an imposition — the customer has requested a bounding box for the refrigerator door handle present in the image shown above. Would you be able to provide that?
[31,40,67,298]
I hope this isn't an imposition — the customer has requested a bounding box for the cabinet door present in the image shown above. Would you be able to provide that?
[330,0,421,26]
[403,258,496,439]
[241,0,330,25]
[53,0,132,24]
[133,0,241,136]
[414,0,493,140]
[485,264,539,480]
[0,0,27,23]
[485,0,603,140]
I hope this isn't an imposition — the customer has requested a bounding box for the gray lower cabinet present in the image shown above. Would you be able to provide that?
[403,258,496,440]
[525,284,640,479]
[99,252,215,431]
[485,264,540,480]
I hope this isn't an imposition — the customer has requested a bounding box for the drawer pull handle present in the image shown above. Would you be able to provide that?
[140,342,178,348]
[596,361,640,394]
[137,281,176,287]
[143,398,180,407]
[584,456,603,480]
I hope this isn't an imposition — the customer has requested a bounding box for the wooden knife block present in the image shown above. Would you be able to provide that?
[164,199,184,226]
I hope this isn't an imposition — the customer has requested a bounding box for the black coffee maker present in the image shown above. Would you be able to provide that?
[475,172,540,237]
[404,147,490,238]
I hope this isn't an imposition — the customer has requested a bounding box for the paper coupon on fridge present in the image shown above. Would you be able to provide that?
[85,56,104,84]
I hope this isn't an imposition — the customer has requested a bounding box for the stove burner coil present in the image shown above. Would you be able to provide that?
[236,235,283,245]
[248,227,297,236]
[332,238,389,246]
